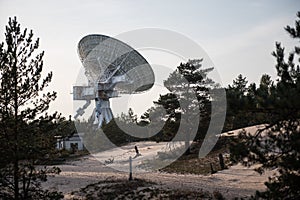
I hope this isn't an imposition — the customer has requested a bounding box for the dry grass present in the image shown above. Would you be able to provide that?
[67,178,224,200]
[160,137,231,175]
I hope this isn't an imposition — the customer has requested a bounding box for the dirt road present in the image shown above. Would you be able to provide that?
[44,152,274,199]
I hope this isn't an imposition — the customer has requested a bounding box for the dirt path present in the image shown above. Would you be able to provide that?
[44,154,274,199]
[139,165,274,199]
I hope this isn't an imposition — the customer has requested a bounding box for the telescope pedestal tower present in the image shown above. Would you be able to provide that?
[94,82,118,127]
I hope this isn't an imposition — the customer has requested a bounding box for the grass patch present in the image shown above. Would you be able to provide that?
[159,137,231,175]
[69,177,225,199]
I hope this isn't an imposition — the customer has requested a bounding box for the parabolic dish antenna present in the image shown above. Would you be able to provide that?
[73,34,155,127]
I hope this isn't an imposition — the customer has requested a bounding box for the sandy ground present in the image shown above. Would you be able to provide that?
[220,124,267,137]
[43,136,275,199]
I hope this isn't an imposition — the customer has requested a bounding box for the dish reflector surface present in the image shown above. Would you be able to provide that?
[78,34,154,93]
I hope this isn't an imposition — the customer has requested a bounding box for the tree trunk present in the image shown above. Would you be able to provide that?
[13,157,19,200]
[13,45,19,200]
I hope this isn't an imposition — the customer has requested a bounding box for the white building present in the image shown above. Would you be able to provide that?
[56,133,84,151]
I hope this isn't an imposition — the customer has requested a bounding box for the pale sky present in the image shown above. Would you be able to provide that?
[0,0,299,118]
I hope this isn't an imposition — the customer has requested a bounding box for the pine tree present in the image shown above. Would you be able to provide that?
[230,12,300,199]
[0,17,63,199]
[229,74,248,99]
[155,59,216,153]
[225,74,250,129]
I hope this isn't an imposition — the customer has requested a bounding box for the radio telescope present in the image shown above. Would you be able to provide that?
[73,34,155,127]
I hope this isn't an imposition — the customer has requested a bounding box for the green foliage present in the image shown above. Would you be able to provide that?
[0,17,63,199]
[230,11,300,199]
[82,60,218,148]
[153,59,216,144]
[224,73,278,131]
[225,74,250,129]
[229,74,248,99]
[80,109,147,152]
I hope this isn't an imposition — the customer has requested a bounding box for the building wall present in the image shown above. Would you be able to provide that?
[56,138,84,151]
[65,140,84,150]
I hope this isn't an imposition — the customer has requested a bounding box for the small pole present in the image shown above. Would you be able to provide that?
[210,163,216,174]
[219,153,225,170]
[135,146,139,156]
[129,156,132,181]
